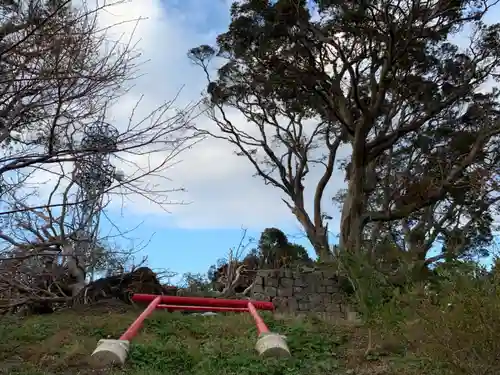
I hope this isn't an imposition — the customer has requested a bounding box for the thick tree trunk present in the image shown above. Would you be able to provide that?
[339,125,375,255]
[288,179,332,260]
[339,166,366,254]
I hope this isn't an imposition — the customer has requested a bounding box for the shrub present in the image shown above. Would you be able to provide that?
[338,250,500,374]
[413,263,500,375]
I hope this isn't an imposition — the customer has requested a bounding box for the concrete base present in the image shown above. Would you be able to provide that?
[91,339,130,366]
[255,332,291,358]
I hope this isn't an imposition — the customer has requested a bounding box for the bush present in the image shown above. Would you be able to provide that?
[337,250,500,374]
[413,264,500,375]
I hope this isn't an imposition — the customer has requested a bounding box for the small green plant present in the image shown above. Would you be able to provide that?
[335,249,404,356]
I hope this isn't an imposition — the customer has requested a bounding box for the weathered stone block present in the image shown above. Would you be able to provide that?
[277,287,293,297]
[254,268,345,316]
[257,270,274,278]
[321,279,331,286]
[301,293,313,302]
[304,273,318,285]
[309,294,323,307]
[252,293,269,301]
[279,277,293,288]
[312,304,326,313]
[264,286,277,297]
[288,297,298,311]
[293,278,306,287]
[254,275,264,285]
[322,269,337,280]
[281,269,293,278]
[252,284,265,294]
[326,285,337,293]
[303,283,315,293]
[273,297,288,310]
[295,293,306,301]
[298,302,310,311]
[325,303,341,313]
[322,293,332,304]
[293,286,303,294]
[268,277,279,287]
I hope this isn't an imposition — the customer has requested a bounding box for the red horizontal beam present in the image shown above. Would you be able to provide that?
[132,294,274,311]
[157,304,249,312]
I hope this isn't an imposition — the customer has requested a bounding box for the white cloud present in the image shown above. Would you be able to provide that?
[81,0,348,230]
[11,0,347,233]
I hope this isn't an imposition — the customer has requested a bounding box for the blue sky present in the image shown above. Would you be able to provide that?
[100,214,317,282]
[93,0,333,281]
[87,0,500,282]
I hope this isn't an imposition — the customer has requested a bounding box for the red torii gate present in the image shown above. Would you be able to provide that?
[91,294,290,366]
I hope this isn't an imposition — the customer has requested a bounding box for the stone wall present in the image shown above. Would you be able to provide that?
[251,267,350,318]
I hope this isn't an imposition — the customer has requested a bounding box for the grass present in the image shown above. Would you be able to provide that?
[0,302,435,375]
[1,291,497,375]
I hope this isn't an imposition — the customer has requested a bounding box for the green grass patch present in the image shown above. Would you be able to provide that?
[0,307,440,375]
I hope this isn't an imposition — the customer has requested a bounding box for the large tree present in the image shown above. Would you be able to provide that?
[189,0,500,265]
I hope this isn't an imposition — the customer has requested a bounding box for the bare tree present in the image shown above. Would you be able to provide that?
[0,0,201,312]
[0,177,143,312]
[0,202,77,312]
[0,0,200,209]
[208,228,258,297]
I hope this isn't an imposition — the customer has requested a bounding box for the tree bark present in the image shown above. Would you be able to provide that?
[292,204,330,260]
[61,243,86,296]
[339,179,365,253]
[339,141,368,254]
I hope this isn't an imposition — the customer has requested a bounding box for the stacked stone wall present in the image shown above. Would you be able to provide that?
[251,267,349,318]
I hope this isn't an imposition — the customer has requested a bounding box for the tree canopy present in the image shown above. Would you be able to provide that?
[207,227,312,288]
[189,0,500,271]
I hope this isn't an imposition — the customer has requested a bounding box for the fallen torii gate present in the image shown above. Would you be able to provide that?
[91,294,291,366]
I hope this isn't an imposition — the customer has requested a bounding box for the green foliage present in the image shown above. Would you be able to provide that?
[0,308,362,375]
[288,243,310,262]
[491,256,500,281]
[336,249,397,324]
[207,228,312,285]
[257,227,312,268]
[190,0,500,265]
[179,272,213,294]
[340,249,500,374]
[3,256,500,375]
[126,313,347,375]
[410,264,500,375]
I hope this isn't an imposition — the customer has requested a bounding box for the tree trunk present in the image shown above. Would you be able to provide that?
[61,243,86,296]
[305,226,330,261]
[339,125,373,255]
[339,166,366,254]
[292,205,331,260]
